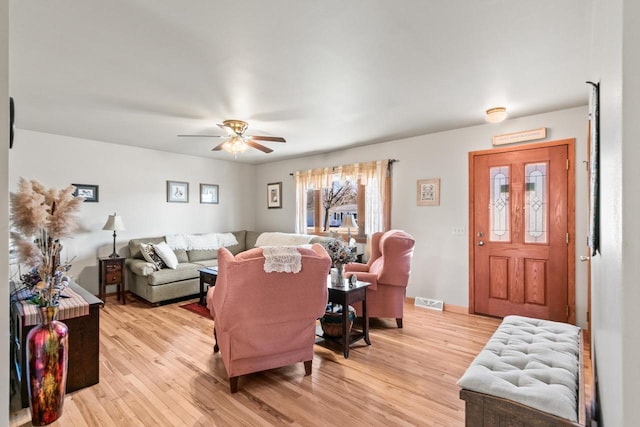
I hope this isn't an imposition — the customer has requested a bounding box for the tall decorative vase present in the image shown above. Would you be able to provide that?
[26,306,69,426]
[333,263,345,286]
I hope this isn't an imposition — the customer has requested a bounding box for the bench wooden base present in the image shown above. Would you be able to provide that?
[460,330,586,427]
[460,389,584,427]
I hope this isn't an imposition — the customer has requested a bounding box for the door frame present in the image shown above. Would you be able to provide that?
[468,138,576,323]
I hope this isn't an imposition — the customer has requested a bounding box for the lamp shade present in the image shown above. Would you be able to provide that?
[102,213,125,231]
[341,213,357,229]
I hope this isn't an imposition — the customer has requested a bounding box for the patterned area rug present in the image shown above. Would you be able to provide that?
[179,302,213,320]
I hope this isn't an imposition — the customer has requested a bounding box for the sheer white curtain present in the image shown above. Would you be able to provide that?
[294,171,310,234]
[294,160,390,235]
[358,160,389,234]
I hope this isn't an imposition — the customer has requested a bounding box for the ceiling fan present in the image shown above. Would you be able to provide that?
[178,119,286,156]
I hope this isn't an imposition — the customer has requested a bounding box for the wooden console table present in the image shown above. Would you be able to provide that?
[11,282,102,408]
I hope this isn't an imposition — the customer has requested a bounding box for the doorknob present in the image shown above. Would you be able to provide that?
[580,256,589,262]
[478,241,485,246]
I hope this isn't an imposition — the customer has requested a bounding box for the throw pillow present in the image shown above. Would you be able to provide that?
[153,241,179,269]
[140,242,166,270]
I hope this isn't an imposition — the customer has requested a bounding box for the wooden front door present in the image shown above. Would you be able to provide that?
[469,140,575,322]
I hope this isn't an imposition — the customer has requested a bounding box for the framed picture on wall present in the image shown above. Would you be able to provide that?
[267,182,282,209]
[72,184,99,202]
[167,180,189,203]
[200,184,219,204]
[417,178,440,206]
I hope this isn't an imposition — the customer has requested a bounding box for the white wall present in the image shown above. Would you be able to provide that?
[9,130,256,295]
[255,106,589,326]
[589,0,640,424]
[1,0,9,422]
[621,0,640,420]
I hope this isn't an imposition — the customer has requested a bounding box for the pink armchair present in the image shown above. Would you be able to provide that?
[206,244,331,393]
[345,230,415,328]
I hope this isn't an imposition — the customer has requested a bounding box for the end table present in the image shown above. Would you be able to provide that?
[317,277,371,358]
[99,256,126,304]
[199,267,218,306]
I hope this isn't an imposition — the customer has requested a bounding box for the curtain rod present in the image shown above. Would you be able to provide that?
[288,159,397,176]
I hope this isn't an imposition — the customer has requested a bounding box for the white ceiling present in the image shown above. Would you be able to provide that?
[10,1,590,164]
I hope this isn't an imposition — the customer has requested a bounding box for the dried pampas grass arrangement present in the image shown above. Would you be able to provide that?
[10,178,84,306]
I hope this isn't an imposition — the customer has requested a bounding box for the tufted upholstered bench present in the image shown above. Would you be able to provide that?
[457,315,586,426]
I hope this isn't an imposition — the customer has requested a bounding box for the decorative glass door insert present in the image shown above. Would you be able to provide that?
[524,162,548,243]
[489,166,510,241]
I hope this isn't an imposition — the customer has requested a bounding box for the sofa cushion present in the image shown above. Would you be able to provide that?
[129,236,166,260]
[140,243,166,270]
[153,242,179,269]
[174,249,189,263]
[193,259,218,268]
[126,258,156,276]
[147,263,202,286]
[246,231,261,249]
[226,230,247,255]
[188,249,217,262]
[457,315,581,422]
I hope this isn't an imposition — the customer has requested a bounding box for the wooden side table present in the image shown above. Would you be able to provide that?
[317,278,371,358]
[99,257,126,304]
[199,267,218,306]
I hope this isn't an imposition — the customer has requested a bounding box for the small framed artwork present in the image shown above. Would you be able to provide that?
[167,180,189,203]
[200,184,219,204]
[417,178,440,206]
[72,184,99,202]
[267,182,282,209]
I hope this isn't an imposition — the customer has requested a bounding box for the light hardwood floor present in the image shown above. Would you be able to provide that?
[10,295,589,426]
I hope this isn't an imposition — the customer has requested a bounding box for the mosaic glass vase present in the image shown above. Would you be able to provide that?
[26,306,69,426]
[332,263,345,286]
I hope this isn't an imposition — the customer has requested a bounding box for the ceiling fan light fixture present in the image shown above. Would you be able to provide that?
[179,118,285,156]
[222,119,248,135]
[486,107,507,123]
[222,135,249,156]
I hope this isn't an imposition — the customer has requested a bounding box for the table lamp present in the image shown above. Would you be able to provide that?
[341,213,357,243]
[103,213,125,258]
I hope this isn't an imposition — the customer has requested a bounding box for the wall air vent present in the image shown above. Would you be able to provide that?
[414,297,444,311]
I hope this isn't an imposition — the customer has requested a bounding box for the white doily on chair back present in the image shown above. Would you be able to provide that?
[262,246,302,273]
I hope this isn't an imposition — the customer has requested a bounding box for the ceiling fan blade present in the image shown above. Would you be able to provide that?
[246,140,274,153]
[249,135,286,143]
[211,142,226,151]
[178,134,224,138]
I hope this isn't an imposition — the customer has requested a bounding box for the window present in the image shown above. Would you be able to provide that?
[306,180,358,231]
[294,160,392,239]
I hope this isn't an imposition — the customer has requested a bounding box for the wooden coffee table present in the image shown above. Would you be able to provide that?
[199,267,217,306]
[317,277,371,358]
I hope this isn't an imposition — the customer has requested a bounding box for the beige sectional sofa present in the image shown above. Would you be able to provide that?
[125,230,332,304]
